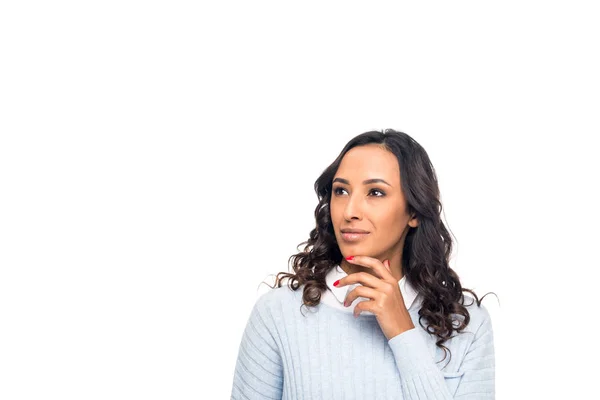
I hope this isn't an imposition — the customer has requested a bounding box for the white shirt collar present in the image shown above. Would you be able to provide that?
[325,264,419,311]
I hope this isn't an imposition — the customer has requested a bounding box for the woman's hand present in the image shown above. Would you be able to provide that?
[335,256,416,340]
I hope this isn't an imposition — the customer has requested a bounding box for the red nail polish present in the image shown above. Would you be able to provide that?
[333,280,340,287]
[346,256,354,261]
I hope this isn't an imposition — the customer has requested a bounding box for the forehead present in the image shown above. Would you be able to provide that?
[336,144,400,180]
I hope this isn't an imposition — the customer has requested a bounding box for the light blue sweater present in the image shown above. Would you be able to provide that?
[231,284,495,399]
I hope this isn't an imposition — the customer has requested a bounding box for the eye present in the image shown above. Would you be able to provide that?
[333,187,347,195]
[332,187,386,197]
[369,188,385,197]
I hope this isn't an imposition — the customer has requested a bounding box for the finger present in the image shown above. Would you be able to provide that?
[336,271,384,289]
[384,259,391,273]
[344,285,380,307]
[346,256,394,282]
[353,300,375,318]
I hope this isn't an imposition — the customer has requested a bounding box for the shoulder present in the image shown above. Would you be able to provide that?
[412,292,493,337]
[459,293,494,335]
[253,284,302,317]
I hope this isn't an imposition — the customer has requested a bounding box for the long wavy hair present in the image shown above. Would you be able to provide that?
[263,129,495,364]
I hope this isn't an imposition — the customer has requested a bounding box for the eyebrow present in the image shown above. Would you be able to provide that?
[332,177,392,187]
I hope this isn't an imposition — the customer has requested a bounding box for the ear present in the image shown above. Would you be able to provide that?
[409,215,419,228]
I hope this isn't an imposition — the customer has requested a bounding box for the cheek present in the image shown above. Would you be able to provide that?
[375,214,406,237]
[329,205,340,223]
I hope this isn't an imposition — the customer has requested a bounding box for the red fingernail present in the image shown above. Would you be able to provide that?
[333,280,340,287]
[346,256,354,260]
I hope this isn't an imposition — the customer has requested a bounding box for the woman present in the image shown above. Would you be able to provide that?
[230,129,496,399]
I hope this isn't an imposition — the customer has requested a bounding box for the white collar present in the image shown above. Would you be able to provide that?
[325,264,419,310]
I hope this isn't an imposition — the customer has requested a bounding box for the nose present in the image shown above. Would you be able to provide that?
[343,193,363,221]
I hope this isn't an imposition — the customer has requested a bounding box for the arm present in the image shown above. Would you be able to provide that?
[230,295,284,400]
[388,308,495,399]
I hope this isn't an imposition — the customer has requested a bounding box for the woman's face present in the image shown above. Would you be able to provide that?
[330,144,418,265]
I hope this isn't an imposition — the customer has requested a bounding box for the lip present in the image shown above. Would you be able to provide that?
[341,232,370,242]
[341,228,370,233]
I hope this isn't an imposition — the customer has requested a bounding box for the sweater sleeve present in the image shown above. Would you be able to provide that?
[387,308,495,399]
[230,295,284,400]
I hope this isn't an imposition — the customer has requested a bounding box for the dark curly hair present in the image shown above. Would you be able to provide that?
[262,129,496,365]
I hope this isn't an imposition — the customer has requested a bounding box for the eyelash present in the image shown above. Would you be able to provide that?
[332,187,386,197]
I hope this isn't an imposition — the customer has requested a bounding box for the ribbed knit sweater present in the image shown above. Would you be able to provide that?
[230,283,495,399]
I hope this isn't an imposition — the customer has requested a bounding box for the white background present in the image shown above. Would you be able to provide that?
[1,1,599,399]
